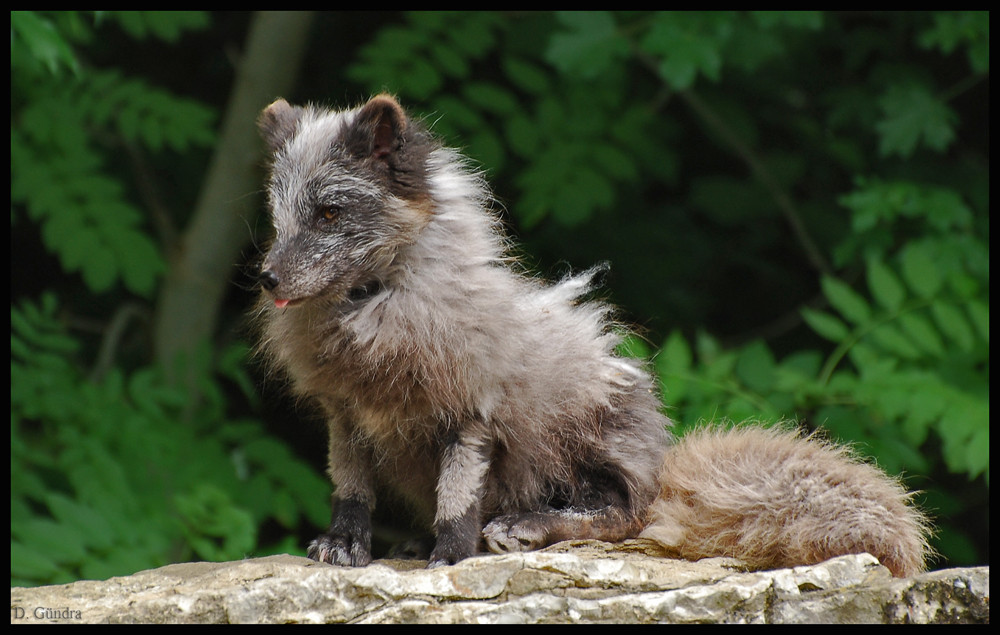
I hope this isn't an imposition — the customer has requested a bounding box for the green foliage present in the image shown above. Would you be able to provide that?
[343,11,988,567]
[11,11,215,297]
[346,12,501,101]
[348,12,679,228]
[638,11,737,90]
[10,11,80,75]
[918,11,989,73]
[547,11,631,80]
[10,12,329,587]
[876,82,957,158]
[100,10,211,42]
[11,295,329,587]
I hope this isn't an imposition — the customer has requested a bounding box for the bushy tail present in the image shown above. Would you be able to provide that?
[640,425,932,577]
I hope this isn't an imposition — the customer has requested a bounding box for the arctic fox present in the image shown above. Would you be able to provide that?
[254,94,930,577]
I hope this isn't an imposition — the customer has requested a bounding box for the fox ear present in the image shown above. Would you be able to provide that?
[258,99,303,152]
[347,93,408,161]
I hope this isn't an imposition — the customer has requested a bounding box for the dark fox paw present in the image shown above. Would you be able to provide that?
[308,497,372,566]
[427,524,477,568]
[307,532,372,567]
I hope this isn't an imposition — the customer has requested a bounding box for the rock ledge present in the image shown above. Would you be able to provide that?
[10,540,989,624]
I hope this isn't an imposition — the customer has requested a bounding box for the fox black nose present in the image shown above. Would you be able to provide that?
[259,270,280,291]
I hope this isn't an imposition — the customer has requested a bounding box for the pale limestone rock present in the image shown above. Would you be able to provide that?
[10,540,989,624]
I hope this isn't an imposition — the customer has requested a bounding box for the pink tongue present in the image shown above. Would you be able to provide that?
[274,299,290,308]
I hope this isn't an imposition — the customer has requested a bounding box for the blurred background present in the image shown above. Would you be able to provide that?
[11,11,988,586]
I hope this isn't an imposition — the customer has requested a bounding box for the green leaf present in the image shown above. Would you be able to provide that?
[897,313,946,357]
[443,12,497,58]
[937,396,987,475]
[694,330,723,364]
[964,425,989,480]
[845,343,897,382]
[966,300,989,344]
[122,244,166,297]
[919,11,990,74]
[917,186,974,231]
[270,489,299,529]
[899,385,947,446]
[816,405,866,443]
[462,82,519,117]
[242,437,293,464]
[546,11,630,79]
[174,484,256,561]
[432,96,485,139]
[899,242,944,299]
[429,41,470,79]
[931,301,975,351]
[11,541,60,580]
[45,493,116,551]
[641,12,735,90]
[506,113,540,158]
[502,57,551,95]
[876,82,957,158]
[106,11,209,42]
[703,349,738,383]
[774,350,822,389]
[866,257,906,313]
[12,519,89,566]
[655,330,693,403]
[277,461,332,529]
[11,11,80,75]
[802,308,850,342]
[839,180,973,237]
[735,340,776,393]
[570,167,615,220]
[78,245,118,293]
[821,277,872,326]
[402,58,444,101]
[590,144,639,182]
[868,323,922,360]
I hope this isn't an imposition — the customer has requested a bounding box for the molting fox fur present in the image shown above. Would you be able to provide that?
[254,94,930,576]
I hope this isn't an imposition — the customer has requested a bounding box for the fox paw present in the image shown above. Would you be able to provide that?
[482,514,548,553]
[428,516,479,568]
[307,532,372,567]
[427,541,475,568]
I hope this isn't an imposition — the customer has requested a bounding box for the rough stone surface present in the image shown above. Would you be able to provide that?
[10,540,989,624]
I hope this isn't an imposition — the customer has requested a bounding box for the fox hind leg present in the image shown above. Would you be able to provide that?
[484,452,652,553]
[483,504,642,553]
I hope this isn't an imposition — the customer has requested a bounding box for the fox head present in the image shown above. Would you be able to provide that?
[257,94,435,307]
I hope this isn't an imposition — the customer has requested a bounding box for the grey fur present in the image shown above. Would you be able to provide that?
[254,95,930,576]
[255,95,668,568]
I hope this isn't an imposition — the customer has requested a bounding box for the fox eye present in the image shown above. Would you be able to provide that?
[316,204,341,225]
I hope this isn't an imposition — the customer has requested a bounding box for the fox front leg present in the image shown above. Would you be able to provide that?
[308,412,376,567]
[428,429,490,568]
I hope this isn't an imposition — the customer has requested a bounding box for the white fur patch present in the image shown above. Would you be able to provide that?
[435,437,489,523]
